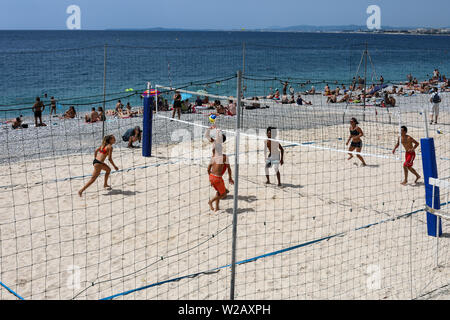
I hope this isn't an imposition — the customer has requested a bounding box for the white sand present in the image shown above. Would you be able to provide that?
[0,93,450,300]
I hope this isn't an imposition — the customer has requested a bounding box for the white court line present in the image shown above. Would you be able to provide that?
[428,178,450,220]
[429,178,450,190]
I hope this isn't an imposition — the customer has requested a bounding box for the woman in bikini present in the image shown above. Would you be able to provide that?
[346,117,367,166]
[78,135,119,197]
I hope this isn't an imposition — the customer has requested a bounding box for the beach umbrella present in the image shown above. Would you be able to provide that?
[180,93,192,100]
[142,89,161,97]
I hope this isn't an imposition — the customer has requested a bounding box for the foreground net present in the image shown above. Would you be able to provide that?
[1,73,450,300]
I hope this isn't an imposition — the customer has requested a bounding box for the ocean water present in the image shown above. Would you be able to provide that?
[0,30,449,118]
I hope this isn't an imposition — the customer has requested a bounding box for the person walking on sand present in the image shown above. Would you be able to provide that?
[346,118,367,167]
[429,87,441,124]
[78,135,119,197]
[392,126,421,186]
[265,127,284,186]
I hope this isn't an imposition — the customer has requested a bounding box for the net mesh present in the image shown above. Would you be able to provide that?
[0,42,450,300]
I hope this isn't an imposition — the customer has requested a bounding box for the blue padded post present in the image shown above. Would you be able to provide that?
[420,137,442,237]
[142,95,154,158]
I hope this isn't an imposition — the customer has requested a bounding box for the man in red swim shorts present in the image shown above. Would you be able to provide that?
[207,146,234,212]
[392,126,421,186]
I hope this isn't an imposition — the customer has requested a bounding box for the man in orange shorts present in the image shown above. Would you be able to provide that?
[207,145,234,212]
[392,126,421,186]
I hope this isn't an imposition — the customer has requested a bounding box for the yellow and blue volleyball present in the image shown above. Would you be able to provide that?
[209,114,217,123]
[437,129,443,135]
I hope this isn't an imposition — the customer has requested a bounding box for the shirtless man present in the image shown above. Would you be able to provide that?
[392,126,421,186]
[85,107,99,123]
[115,100,124,113]
[207,140,234,212]
[281,81,289,97]
[265,127,284,186]
[32,97,45,127]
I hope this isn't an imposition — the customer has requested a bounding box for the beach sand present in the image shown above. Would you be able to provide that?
[0,92,449,300]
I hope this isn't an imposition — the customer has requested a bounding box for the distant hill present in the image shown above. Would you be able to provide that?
[106,25,450,33]
[250,25,433,32]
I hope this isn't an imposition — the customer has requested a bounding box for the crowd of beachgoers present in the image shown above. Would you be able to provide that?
[4,68,449,131]
[262,68,449,108]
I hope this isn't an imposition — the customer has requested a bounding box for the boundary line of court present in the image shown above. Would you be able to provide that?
[0,281,25,300]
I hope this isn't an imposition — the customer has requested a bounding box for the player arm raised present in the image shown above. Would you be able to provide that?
[205,127,215,143]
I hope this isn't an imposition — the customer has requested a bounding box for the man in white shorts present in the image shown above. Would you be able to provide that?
[265,127,284,186]
[429,87,441,124]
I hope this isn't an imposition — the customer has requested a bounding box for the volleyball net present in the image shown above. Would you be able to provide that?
[127,77,450,299]
[1,69,450,300]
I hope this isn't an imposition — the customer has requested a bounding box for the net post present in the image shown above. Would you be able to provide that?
[142,87,154,158]
[154,84,159,113]
[423,106,430,138]
[230,70,242,300]
[102,43,107,138]
[420,137,442,237]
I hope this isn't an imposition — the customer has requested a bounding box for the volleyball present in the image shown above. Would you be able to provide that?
[437,129,443,134]
[209,114,217,123]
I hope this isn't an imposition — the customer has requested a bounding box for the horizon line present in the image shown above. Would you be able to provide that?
[1,24,450,32]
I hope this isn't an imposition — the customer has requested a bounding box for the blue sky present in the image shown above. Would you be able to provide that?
[2,0,450,30]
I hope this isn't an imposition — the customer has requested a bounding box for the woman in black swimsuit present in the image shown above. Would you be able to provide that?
[78,135,119,197]
[172,91,182,120]
[346,117,367,166]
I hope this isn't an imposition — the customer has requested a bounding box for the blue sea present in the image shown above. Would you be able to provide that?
[1,30,449,118]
